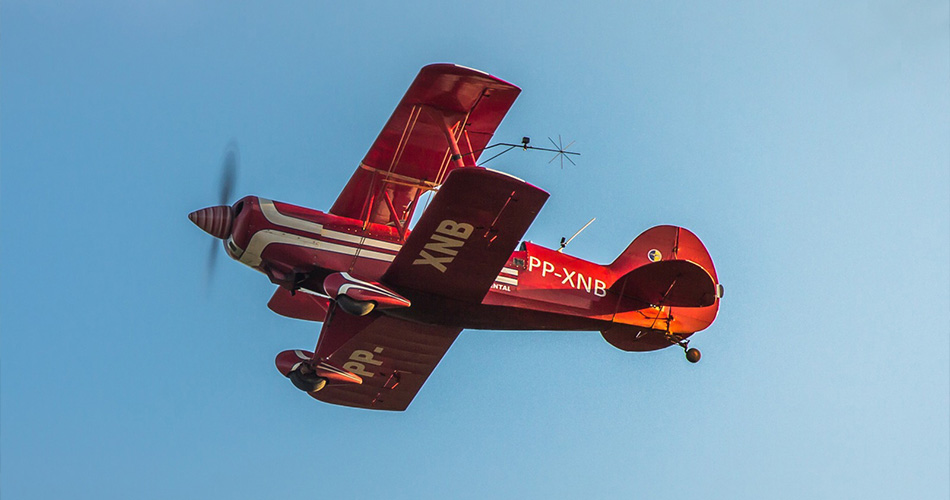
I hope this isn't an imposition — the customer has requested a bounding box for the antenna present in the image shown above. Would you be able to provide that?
[465,136,580,165]
[558,217,595,252]
[547,135,576,169]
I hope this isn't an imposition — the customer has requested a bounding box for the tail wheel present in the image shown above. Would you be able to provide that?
[664,331,702,364]
[288,370,327,392]
[685,348,701,363]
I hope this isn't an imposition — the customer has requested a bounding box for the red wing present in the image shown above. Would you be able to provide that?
[310,307,462,411]
[381,167,548,303]
[330,64,521,233]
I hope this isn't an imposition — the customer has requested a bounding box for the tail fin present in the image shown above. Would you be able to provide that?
[610,226,717,279]
[609,225,721,308]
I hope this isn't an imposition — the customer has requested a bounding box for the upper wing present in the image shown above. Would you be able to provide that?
[330,64,521,234]
[310,307,462,411]
[382,167,548,303]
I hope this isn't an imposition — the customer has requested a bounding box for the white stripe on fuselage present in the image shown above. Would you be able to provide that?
[239,229,396,267]
[493,267,520,286]
[495,276,518,286]
[322,228,402,252]
[240,198,402,268]
[258,198,402,252]
[259,198,324,234]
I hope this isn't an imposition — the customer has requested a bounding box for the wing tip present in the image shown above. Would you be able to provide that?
[420,63,521,91]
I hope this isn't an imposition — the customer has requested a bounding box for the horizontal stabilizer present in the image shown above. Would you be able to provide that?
[612,259,718,307]
[601,325,682,352]
[608,225,721,309]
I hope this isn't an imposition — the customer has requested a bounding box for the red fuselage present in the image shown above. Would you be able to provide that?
[224,196,717,343]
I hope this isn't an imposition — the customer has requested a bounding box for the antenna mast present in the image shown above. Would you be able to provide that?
[558,217,596,252]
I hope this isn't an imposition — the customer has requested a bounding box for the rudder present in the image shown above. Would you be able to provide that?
[610,225,719,284]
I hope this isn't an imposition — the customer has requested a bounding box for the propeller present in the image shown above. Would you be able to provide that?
[189,142,239,286]
[219,142,238,206]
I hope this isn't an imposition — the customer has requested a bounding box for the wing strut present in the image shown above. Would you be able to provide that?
[433,110,466,170]
[382,190,408,239]
[419,104,473,172]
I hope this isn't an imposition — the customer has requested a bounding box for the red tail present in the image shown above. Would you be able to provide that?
[609,225,721,308]
[601,226,722,353]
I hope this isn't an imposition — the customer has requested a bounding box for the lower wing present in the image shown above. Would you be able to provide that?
[310,306,462,411]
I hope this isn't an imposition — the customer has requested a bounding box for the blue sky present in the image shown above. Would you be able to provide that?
[3,1,948,498]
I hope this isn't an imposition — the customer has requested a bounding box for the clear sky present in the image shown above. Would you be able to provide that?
[3,1,948,498]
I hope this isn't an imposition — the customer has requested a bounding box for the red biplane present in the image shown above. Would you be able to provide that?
[189,64,723,411]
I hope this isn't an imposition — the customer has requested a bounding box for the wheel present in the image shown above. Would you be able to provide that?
[685,348,701,363]
[311,377,327,392]
[288,370,328,392]
[337,295,375,316]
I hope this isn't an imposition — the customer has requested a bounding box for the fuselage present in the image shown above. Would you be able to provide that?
[221,195,715,337]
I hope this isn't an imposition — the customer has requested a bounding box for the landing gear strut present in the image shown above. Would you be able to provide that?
[664,332,701,363]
